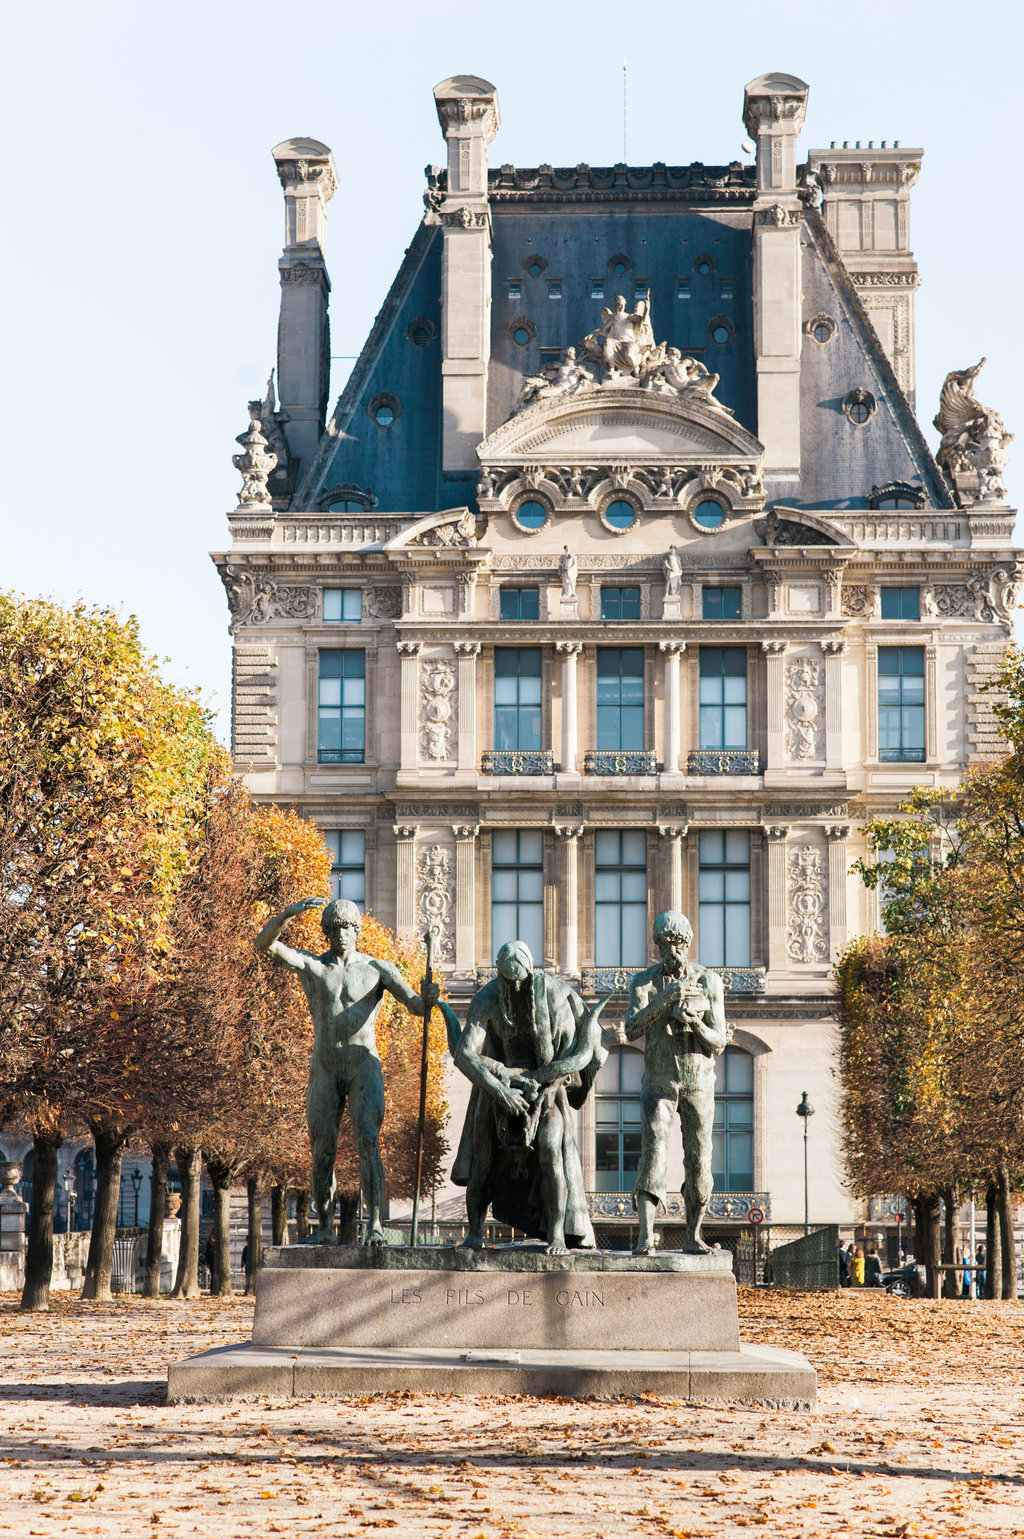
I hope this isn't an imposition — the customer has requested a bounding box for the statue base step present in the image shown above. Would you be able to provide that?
[254,1246,739,1353]
[167,1342,815,1406]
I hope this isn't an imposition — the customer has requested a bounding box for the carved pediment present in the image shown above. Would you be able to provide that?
[479,386,763,467]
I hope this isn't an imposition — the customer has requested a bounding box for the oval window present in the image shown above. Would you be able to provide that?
[512,327,532,346]
[374,405,395,427]
[528,260,542,277]
[605,500,636,530]
[516,500,548,529]
[697,260,712,276]
[711,325,731,345]
[813,322,832,344]
[693,500,724,529]
[613,261,627,275]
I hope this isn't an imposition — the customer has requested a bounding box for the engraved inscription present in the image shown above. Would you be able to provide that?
[554,1288,604,1308]
[445,1288,484,1307]
[389,1286,422,1305]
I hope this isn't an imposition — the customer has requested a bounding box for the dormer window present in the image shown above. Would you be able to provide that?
[867,481,926,511]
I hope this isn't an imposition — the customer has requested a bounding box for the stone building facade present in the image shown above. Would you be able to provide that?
[213,73,1020,1237]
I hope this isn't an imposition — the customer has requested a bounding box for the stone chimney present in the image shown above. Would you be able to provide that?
[271,137,338,482]
[806,143,923,405]
[432,76,500,476]
[743,73,810,492]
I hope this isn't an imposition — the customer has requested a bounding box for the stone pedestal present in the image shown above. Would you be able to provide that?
[167,1245,816,1406]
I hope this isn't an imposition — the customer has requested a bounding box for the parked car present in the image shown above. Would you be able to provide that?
[881,1261,923,1297]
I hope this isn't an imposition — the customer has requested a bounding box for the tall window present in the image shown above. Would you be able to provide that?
[698,830,751,967]
[499,588,539,622]
[323,589,362,621]
[317,650,365,763]
[494,648,542,751]
[601,587,641,621]
[878,646,925,762]
[713,1046,754,1191]
[702,587,742,620]
[326,831,365,908]
[594,1047,644,1193]
[491,830,544,962]
[594,830,648,966]
[597,649,644,750]
[699,648,747,748]
[880,587,920,621]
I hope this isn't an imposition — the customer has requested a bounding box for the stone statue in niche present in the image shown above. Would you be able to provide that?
[451,941,610,1253]
[583,292,656,380]
[559,546,578,599]
[623,911,727,1256]
[254,898,457,1246]
[663,546,683,598]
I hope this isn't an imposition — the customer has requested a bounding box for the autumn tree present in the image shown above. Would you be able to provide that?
[0,595,219,1308]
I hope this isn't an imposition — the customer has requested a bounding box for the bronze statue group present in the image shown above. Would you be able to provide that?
[256,899,726,1257]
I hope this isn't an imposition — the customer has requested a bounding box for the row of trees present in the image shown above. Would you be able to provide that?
[0,595,448,1310]
[835,646,1024,1299]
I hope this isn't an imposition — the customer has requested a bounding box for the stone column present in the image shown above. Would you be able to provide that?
[659,641,685,774]
[826,824,851,959]
[397,641,421,770]
[452,824,480,976]
[272,139,338,476]
[454,641,480,773]
[744,74,809,483]
[822,639,845,771]
[658,824,687,913]
[764,825,790,976]
[762,639,788,770]
[393,826,417,935]
[433,77,500,474]
[554,825,583,978]
[555,641,582,774]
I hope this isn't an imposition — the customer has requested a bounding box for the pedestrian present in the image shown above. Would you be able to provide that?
[865,1245,883,1287]
[839,1244,851,1288]
[976,1244,986,1299]
[203,1228,216,1288]
[851,1246,865,1286]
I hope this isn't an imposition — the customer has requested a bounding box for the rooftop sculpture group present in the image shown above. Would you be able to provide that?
[513,295,733,416]
[934,357,1014,506]
[257,901,726,1258]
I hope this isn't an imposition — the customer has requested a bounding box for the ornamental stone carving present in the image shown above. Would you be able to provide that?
[232,401,278,511]
[920,568,1024,630]
[514,347,596,413]
[222,572,317,631]
[787,846,828,964]
[410,509,478,547]
[363,586,402,620]
[841,583,878,619]
[785,659,823,761]
[416,844,455,963]
[934,358,1014,506]
[420,658,457,761]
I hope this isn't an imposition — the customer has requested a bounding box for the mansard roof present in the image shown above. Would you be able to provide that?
[297,160,949,518]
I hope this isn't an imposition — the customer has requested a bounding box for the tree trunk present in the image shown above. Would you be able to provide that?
[172,1146,202,1299]
[941,1187,959,1299]
[245,1176,264,1295]
[996,1162,1016,1300]
[914,1193,942,1299]
[271,1185,288,1246]
[142,1143,170,1298]
[337,1188,358,1245]
[81,1125,128,1301]
[20,1130,61,1312]
[985,1182,1002,1300]
[295,1187,310,1240]
[206,1159,235,1296]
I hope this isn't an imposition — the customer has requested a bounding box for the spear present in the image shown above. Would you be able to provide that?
[410,928,435,1248]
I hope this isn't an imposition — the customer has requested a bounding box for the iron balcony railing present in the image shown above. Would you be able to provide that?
[480,749,555,775]
[580,965,766,995]
[317,748,365,764]
[587,1191,771,1223]
[686,749,761,775]
[583,750,657,775]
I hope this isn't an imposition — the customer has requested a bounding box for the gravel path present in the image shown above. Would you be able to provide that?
[2,1289,1022,1537]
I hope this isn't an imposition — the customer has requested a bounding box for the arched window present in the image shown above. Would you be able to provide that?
[593,1046,644,1193]
[713,1045,754,1191]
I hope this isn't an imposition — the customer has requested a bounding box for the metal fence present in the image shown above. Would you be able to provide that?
[767,1224,841,1290]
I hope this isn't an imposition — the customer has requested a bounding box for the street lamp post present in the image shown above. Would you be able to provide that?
[131,1166,142,1229]
[62,1166,75,1235]
[796,1092,815,1236]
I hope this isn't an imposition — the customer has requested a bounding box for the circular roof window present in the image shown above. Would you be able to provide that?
[514,499,548,531]
[693,500,725,529]
[604,499,637,530]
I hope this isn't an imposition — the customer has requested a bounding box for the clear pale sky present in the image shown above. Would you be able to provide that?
[4,0,1021,737]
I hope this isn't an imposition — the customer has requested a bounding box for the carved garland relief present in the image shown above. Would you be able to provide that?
[787,845,829,964]
[416,844,455,963]
[419,659,457,762]
[784,659,824,761]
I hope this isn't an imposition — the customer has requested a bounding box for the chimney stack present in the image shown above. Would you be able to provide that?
[272,137,338,483]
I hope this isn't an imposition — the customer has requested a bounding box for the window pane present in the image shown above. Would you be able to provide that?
[724,870,750,901]
[699,870,725,902]
[621,906,647,964]
[595,830,620,864]
[621,707,644,749]
[323,590,342,621]
[699,706,723,748]
[621,1050,644,1093]
[699,831,724,864]
[724,905,751,966]
[319,679,341,707]
[492,830,517,864]
[595,907,620,964]
[723,705,747,746]
[725,830,749,865]
[518,831,543,864]
[699,906,725,965]
[491,870,518,902]
[519,906,544,963]
[621,831,647,865]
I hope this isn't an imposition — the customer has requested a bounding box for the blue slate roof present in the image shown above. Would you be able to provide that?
[298,163,949,515]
